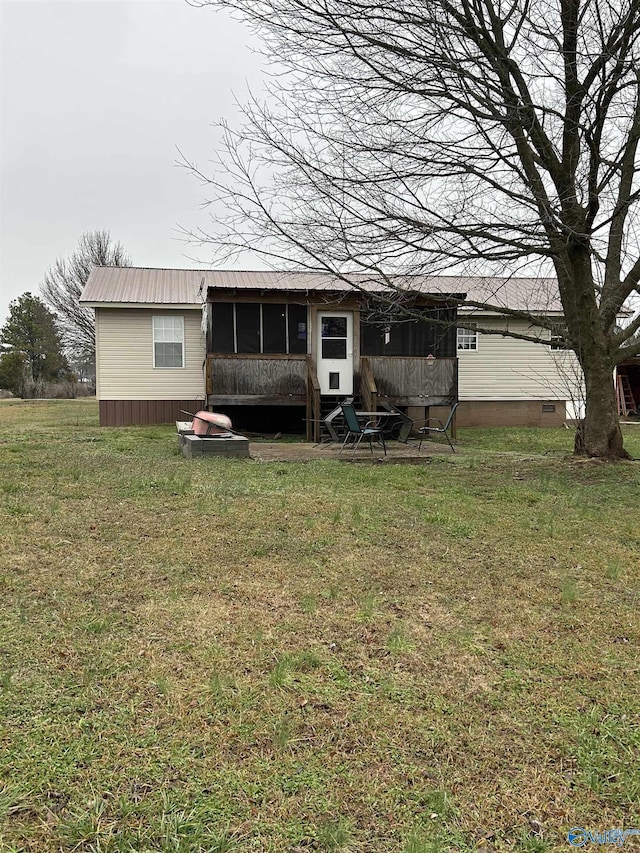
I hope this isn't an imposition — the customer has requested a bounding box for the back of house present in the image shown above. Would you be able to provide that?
[80,267,581,433]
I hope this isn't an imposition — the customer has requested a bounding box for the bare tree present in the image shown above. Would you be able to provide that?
[41,230,130,376]
[188,0,640,458]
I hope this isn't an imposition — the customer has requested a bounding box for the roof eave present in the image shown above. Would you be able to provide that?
[82,301,202,310]
[457,307,564,316]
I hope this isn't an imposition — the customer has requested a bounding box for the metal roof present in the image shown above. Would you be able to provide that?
[80,266,562,312]
[80,267,204,305]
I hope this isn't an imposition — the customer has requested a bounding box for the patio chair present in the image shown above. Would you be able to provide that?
[378,402,414,443]
[322,397,353,444]
[417,401,459,453]
[340,401,387,456]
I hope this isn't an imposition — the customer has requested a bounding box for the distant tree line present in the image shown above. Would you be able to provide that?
[0,231,129,398]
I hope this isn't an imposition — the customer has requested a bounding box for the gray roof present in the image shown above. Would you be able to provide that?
[80,266,562,313]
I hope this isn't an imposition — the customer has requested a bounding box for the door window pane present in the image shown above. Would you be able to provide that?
[322,339,347,359]
[321,317,347,337]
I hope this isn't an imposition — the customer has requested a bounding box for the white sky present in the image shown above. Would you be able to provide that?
[0,0,265,324]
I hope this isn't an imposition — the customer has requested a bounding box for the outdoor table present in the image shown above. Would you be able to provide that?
[321,405,411,445]
[356,410,404,440]
[356,410,398,420]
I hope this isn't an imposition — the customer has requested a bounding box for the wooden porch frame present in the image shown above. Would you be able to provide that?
[205,351,457,439]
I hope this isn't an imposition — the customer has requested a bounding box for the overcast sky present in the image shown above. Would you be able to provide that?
[0,0,265,324]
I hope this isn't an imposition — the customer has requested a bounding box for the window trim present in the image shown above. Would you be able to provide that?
[457,327,478,352]
[152,315,185,369]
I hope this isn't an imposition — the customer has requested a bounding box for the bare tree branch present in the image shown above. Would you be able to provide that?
[41,230,130,376]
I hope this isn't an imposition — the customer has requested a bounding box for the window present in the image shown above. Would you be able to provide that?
[211,302,308,354]
[321,315,348,359]
[549,334,568,350]
[456,327,478,351]
[153,316,184,368]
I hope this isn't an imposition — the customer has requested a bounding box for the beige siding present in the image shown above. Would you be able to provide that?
[458,317,582,402]
[96,308,205,400]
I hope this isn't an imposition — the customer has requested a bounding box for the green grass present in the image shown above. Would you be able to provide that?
[0,399,639,852]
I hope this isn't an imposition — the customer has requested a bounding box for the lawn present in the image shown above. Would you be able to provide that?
[0,399,639,852]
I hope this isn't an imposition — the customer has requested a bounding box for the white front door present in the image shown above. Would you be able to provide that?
[317,311,353,395]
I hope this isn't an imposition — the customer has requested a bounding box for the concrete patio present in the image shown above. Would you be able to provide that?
[249,439,457,462]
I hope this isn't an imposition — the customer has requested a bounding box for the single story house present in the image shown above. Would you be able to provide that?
[80,266,581,434]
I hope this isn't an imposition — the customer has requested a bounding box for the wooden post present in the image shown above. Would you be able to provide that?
[313,381,321,443]
[306,357,321,442]
[205,355,213,396]
[306,357,313,441]
[361,357,378,412]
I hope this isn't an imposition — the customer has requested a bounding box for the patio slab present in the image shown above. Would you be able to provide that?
[249,440,456,462]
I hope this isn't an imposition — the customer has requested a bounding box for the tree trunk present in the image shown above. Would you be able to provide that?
[574,359,629,458]
[554,245,629,460]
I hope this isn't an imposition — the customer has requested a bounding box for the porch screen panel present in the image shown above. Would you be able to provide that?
[211,302,234,353]
[412,317,432,356]
[361,322,384,356]
[288,304,308,354]
[361,307,457,357]
[360,321,407,356]
[421,308,456,357]
[236,303,261,353]
[432,309,456,357]
[262,304,287,353]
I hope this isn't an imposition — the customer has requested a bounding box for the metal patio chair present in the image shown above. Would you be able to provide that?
[417,401,460,453]
[377,402,414,443]
[339,401,387,456]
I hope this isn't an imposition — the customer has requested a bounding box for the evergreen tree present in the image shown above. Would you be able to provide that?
[0,293,69,396]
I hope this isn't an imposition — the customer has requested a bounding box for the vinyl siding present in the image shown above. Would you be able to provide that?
[458,317,582,402]
[96,308,205,400]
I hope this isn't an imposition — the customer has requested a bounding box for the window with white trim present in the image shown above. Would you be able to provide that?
[549,333,569,350]
[153,316,184,368]
[457,327,478,351]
